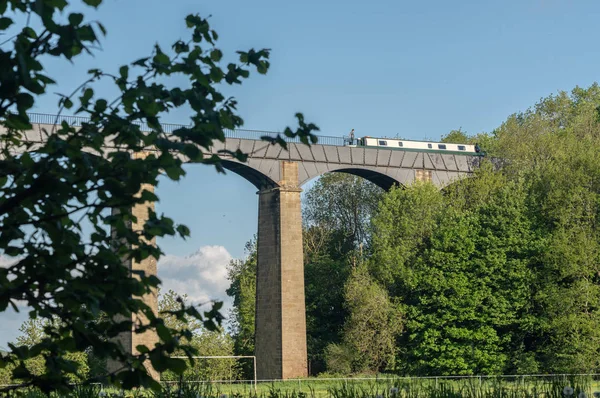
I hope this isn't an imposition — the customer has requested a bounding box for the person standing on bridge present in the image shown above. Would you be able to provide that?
[349,128,355,145]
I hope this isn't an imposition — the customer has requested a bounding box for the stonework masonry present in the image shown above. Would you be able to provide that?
[255,161,308,379]
[415,169,433,182]
[107,154,159,381]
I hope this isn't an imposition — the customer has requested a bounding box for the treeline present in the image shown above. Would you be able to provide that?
[227,83,600,376]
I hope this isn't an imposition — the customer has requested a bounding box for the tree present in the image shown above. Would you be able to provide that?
[365,83,600,376]
[440,128,497,154]
[440,128,470,144]
[158,289,203,336]
[303,173,382,255]
[2,318,90,384]
[158,289,237,382]
[413,176,534,375]
[489,84,600,373]
[370,168,539,375]
[302,173,382,373]
[181,332,237,382]
[15,319,46,349]
[323,343,353,375]
[369,182,445,295]
[304,253,349,374]
[226,238,256,379]
[0,0,318,392]
[326,263,402,375]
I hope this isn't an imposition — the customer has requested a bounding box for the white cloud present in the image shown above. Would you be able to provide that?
[0,246,236,348]
[158,246,234,319]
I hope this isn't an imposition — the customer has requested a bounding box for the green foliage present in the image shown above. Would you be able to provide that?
[304,253,350,374]
[159,331,238,382]
[158,290,203,336]
[2,318,90,385]
[303,173,383,254]
[371,171,539,375]
[367,83,600,376]
[226,238,257,379]
[440,129,470,144]
[302,174,382,374]
[0,0,317,393]
[494,83,600,374]
[323,343,353,375]
[158,290,238,381]
[369,182,444,293]
[397,173,535,375]
[15,319,47,348]
[336,264,402,374]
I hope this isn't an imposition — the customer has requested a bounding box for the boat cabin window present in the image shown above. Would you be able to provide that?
[379,140,387,146]
[398,142,403,147]
[438,144,447,150]
[427,143,433,149]
[458,145,466,151]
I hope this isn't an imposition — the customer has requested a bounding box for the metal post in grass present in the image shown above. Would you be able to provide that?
[253,356,257,394]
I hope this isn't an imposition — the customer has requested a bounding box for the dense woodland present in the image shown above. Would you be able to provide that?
[227,83,600,377]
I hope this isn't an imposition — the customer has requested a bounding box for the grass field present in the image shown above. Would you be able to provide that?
[6,375,600,397]
[119,375,600,397]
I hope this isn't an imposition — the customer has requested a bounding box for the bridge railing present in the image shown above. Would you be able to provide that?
[28,112,90,126]
[223,128,345,146]
[23,113,346,147]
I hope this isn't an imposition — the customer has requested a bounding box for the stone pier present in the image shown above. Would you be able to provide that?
[107,168,159,380]
[255,161,308,379]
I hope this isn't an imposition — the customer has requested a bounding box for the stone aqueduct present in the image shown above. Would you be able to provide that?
[2,115,482,380]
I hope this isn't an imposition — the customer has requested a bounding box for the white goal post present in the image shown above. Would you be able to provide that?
[169,355,257,391]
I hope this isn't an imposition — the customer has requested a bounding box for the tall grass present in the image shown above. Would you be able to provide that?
[327,375,595,398]
[3,375,600,398]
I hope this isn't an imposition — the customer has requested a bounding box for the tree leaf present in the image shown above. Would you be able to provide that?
[0,17,13,30]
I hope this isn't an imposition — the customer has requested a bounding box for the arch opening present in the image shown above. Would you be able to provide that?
[301,167,403,191]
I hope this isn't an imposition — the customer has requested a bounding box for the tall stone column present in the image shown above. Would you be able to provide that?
[255,161,308,380]
[107,154,159,381]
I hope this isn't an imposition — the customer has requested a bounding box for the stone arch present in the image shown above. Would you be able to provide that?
[296,164,475,192]
[310,167,403,191]
[219,159,279,190]
[297,164,412,191]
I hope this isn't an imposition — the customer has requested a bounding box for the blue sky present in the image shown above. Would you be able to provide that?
[31,0,598,259]
[3,0,600,345]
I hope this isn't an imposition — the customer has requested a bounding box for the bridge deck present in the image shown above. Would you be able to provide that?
[2,113,481,189]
